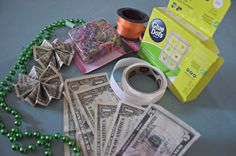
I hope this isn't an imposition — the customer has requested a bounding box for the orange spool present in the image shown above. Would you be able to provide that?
[116,8,149,40]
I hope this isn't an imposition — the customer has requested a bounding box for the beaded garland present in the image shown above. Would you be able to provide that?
[0,18,85,156]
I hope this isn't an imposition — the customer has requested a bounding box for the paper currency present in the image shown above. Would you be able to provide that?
[94,103,118,156]
[63,97,80,156]
[114,104,200,156]
[103,102,146,156]
[74,83,118,133]
[14,65,63,107]
[33,38,75,70]
[64,73,109,156]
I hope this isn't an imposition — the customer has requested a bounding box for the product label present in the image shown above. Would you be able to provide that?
[149,18,167,42]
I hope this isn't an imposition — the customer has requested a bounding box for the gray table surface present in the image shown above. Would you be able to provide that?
[0,0,236,156]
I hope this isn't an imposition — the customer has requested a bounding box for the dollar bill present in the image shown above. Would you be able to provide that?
[45,74,64,86]
[39,65,59,81]
[28,66,44,80]
[18,74,38,84]
[74,83,118,133]
[14,82,38,99]
[103,102,146,156]
[94,103,118,156]
[24,86,39,107]
[42,83,63,99]
[49,53,61,70]
[35,84,50,106]
[114,104,200,156]
[64,73,109,156]
[36,51,53,69]
[63,97,81,156]
[33,46,52,60]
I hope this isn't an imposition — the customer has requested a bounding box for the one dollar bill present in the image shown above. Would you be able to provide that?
[94,103,118,156]
[114,104,200,156]
[64,73,109,156]
[103,102,146,156]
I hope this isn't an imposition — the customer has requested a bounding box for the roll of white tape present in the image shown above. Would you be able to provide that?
[110,58,168,106]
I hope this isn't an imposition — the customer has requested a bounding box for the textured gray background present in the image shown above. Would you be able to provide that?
[0,0,236,156]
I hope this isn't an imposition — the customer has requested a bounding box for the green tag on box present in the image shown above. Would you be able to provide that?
[138,0,231,103]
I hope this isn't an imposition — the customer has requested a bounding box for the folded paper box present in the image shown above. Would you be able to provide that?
[139,0,231,103]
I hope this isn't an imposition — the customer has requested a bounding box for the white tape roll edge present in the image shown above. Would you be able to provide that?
[110,57,168,106]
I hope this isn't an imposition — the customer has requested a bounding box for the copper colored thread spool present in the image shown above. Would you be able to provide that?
[116,8,149,40]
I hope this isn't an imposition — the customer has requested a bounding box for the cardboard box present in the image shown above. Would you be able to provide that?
[138,0,231,103]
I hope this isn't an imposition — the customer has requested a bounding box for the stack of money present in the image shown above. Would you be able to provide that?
[14,65,63,107]
[63,73,200,156]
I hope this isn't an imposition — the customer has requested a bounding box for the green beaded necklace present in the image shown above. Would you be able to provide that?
[0,18,85,156]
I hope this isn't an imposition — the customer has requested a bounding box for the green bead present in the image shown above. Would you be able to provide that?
[27,50,33,55]
[5,86,12,92]
[68,19,73,22]
[52,23,57,27]
[0,102,7,108]
[9,136,16,142]
[6,75,12,81]
[15,132,23,139]
[15,114,22,120]
[45,34,50,39]
[1,81,7,86]
[0,86,3,91]
[20,52,27,57]
[36,40,42,46]
[37,139,44,146]
[24,131,32,137]
[54,133,62,139]
[11,110,18,115]
[26,44,32,49]
[19,64,26,70]
[25,54,31,59]
[20,56,26,61]
[44,149,52,156]
[45,135,53,141]
[40,135,45,140]
[73,147,80,153]
[18,59,24,65]
[19,147,27,153]
[43,27,49,31]
[40,30,45,34]
[11,127,19,133]
[7,132,12,138]
[14,64,19,70]
[44,142,51,148]
[0,122,5,129]
[0,128,7,135]
[11,143,19,151]
[36,34,41,39]
[21,69,27,74]
[33,131,40,138]
[0,97,4,102]
[14,120,21,127]
[33,38,39,43]
[28,144,36,151]
[74,18,80,23]
[31,41,36,45]
[68,140,76,147]
[62,136,69,142]
[5,106,12,113]
[45,31,51,36]
[72,18,78,23]
[0,91,6,97]
[10,70,16,76]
